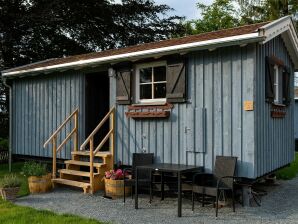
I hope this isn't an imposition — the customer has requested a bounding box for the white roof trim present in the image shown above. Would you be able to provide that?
[259,16,298,68]
[2,32,261,77]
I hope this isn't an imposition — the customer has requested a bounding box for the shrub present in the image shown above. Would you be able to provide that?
[0,138,8,151]
[22,162,47,177]
[0,174,21,188]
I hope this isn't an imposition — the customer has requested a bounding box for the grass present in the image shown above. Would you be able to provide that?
[0,162,106,224]
[276,152,298,180]
[0,162,29,196]
[0,199,105,224]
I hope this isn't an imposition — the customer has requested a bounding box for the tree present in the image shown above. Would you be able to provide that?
[0,0,185,138]
[184,0,239,35]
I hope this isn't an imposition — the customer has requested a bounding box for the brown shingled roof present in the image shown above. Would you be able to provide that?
[2,21,269,74]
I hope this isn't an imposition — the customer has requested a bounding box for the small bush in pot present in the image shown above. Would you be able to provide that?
[22,162,52,194]
[0,174,21,201]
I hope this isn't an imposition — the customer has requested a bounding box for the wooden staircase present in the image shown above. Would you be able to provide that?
[44,107,115,194]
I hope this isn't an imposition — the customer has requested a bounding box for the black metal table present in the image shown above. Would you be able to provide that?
[135,163,203,217]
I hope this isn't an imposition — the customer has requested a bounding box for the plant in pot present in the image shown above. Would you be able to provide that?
[0,174,21,201]
[104,169,131,198]
[22,162,52,194]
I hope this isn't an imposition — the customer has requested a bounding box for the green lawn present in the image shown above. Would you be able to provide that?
[276,152,298,180]
[0,162,29,196]
[0,199,105,224]
[0,162,106,224]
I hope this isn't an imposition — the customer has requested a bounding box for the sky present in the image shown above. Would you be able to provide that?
[113,0,214,20]
[154,0,214,20]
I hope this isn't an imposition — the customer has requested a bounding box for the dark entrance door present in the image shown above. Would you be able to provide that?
[85,72,110,148]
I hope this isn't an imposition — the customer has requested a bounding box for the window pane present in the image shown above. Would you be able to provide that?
[154,66,166,82]
[140,84,152,99]
[154,83,166,99]
[140,67,152,83]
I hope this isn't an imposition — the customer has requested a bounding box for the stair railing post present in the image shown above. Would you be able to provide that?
[90,137,94,194]
[52,136,57,178]
[110,108,115,170]
[74,110,78,152]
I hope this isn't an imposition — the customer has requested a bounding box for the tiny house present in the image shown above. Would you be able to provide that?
[1,16,298,187]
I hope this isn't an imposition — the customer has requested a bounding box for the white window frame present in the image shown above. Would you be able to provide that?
[135,61,167,104]
[273,64,283,105]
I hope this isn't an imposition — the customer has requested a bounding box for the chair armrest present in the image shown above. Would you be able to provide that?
[192,173,213,184]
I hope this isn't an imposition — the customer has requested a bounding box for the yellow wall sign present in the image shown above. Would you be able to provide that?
[244,101,254,111]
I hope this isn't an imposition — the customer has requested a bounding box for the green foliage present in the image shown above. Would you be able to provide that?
[0,174,21,188]
[185,0,298,35]
[0,200,105,224]
[184,0,240,35]
[276,152,298,180]
[22,162,47,177]
[0,138,8,151]
[0,163,29,196]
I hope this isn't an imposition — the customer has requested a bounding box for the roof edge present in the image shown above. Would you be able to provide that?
[2,32,262,78]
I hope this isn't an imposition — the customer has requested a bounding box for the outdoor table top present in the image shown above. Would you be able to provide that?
[136,163,204,173]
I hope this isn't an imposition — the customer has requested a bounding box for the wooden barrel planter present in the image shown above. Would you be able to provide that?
[104,178,131,198]
[28,173,52,193]
[0,187,20,201]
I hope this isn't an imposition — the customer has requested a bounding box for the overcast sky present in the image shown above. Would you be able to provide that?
[154,0,214,20]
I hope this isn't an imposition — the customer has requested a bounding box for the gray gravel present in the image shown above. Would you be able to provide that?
[15,177,298,224]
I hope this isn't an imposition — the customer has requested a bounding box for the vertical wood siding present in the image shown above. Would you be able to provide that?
[294,101,298,140]
[12,72,85,159]
[255,36,295,177]
[112,45,256,178]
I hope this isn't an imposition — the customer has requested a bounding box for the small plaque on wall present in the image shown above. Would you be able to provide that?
[244,101,254,111]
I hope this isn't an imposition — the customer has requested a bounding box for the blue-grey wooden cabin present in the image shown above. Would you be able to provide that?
[2,16,298,179]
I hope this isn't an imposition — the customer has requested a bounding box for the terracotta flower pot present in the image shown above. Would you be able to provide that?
[0,187,20,201]
[28,173,52,194]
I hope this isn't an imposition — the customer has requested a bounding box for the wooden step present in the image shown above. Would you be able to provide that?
[59,169,100,177]
[65,160,106,168]
[52,178,90,194]
[71,151,112,158]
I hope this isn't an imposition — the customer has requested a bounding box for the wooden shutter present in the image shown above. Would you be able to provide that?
[116,68,132,105]
[283,67,291,106]
[166,58,187,103]
[265,56,275,102]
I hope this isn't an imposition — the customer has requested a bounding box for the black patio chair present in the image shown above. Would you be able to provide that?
[123,153,154,203]
[192,156,237,217]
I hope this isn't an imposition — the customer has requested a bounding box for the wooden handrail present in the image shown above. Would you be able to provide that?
[85,106,115,193]
[43,108,79,178]
[44,109,79,148]
[56,128,76,152]
[80,107,115,150]
[94,129,113,155]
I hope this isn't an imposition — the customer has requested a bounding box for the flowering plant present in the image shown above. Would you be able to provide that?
[105,169,130,180]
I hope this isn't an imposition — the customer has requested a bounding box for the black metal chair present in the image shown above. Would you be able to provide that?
[123,153,154,203]
[192,156,237,217]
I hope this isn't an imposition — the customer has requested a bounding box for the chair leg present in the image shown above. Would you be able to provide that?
[192,191,195,211]
[216,189,219,217]
[202,194,205,207]
[123,182,126,203]
[149,183,152,204]
[232,190,235,212]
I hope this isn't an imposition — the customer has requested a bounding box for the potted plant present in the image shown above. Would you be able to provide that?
[104,169,131,198]
[0,174,21,201]
[22,161,52,194]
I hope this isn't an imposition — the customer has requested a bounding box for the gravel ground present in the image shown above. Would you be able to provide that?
[15,177,298,224]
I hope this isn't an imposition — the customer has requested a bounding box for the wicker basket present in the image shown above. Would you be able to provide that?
[104,178,131,198]
[0,187,20,201]
[28,173,52,194]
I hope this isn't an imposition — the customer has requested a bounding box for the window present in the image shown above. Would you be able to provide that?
[136,62,167,103]
[273,64,283,104]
